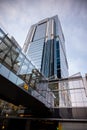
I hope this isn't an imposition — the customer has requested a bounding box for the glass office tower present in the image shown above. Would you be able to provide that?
[23,15,68,79]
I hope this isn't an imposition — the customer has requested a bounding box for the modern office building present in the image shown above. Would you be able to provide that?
[23,15,68,79]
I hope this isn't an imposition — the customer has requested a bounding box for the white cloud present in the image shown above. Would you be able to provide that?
[69,57,87,76]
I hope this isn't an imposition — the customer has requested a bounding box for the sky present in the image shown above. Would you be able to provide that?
[0,0,87,76]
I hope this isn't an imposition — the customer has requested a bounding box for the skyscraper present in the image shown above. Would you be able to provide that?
[23,15,68,79]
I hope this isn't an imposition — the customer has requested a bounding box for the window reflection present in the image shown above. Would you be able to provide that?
[19,59,29,74]
[9,72,18,84]
[33,23,46,41]
[0,65,10,78]
[16,77,24,86]
[27,39,44,70]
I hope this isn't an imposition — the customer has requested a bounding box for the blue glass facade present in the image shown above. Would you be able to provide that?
[26,38,44,70]
[23,15,68,79]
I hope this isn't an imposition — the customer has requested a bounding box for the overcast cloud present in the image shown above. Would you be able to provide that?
[0,0,87,76]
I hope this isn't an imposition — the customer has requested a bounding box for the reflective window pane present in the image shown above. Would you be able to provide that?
[33,23,46,41]
[16,77,24,86]
[9,72,18,84]
[27,39,44,70]
[0,64,10,78]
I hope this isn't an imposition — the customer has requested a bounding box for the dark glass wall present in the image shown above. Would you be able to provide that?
[56,40,61,78]
[41,39,54,78]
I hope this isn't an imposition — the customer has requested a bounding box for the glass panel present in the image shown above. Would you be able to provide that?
[33,23,46,41]
[4,46,20,73]
[16,77,24,86]
[0,63,2,68]
[27,64,33,74]
[12,49,21,74]
[27,39,44,70]
[19,59,29,74]
[0,28,5,38]
[0,64,10,78]
[0,41,9,60]
[8,72,18,84]
[16,53,25,75]
[4,37,12,47]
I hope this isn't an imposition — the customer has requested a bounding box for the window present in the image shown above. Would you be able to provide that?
[33,23,47,41]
